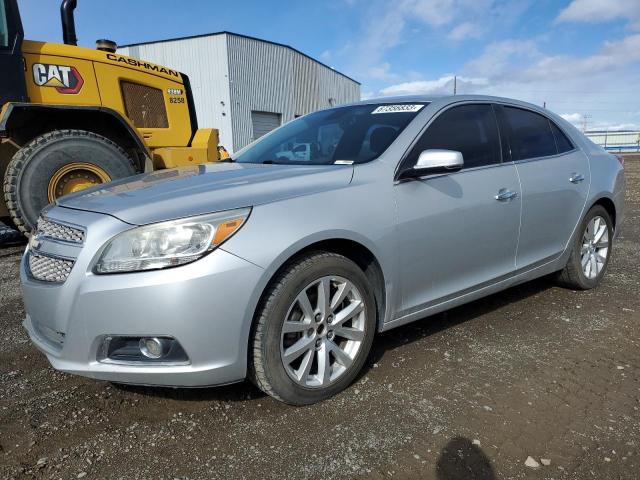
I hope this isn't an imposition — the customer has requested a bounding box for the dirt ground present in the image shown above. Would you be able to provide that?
[1,160,639,480]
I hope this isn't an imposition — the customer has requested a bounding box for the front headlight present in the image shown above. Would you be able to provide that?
[94,208,251,274]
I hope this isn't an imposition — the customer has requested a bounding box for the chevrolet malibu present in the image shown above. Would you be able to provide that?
[21,96,625,405]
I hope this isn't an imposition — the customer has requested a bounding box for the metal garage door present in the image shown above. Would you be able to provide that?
[251,111,281,141]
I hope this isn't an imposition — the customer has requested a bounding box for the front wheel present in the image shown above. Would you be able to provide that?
[557,205,613,290]
[250,252,377,405]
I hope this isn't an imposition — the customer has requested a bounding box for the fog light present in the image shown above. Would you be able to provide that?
[98,335,189,364]
[139,337,166,359]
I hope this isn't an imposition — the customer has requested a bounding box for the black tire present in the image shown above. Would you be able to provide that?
[0,220,23,246]
[3,130,137,235]
[250,252,377,405]
[556,205,613,290]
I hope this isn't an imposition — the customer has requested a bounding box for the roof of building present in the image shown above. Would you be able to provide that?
[119,31,360,85]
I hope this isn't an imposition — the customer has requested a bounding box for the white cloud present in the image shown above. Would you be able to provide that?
[561,114,640,132]
[367,62,401,81]
[339,0,526,82]
[561,113,584,125]
[465,39,539,78]
[595,122,640,131]
[373,32,640,129]
[462,34,640,86]
[556,0,640,29]
[340,0,639,129]
[447,22,483,41]
[380,75,488,96]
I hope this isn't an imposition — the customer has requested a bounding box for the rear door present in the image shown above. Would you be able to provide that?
[497,105,590,269]
[0,0,27,106]
[395,103,521,315]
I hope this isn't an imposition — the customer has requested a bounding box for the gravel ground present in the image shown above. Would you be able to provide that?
[1,160,639,480]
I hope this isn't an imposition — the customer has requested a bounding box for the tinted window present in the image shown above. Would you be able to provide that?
[0,0,9,48]
[406,104,501,169]
[503,107,556,160]
[550,121,574,153]
[235,103,427,165]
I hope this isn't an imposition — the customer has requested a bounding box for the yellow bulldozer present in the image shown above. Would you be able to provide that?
[0,0,226,240]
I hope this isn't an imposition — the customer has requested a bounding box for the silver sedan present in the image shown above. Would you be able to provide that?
[21,95,625,405]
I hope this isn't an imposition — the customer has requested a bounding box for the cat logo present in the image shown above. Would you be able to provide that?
[32,63,84,94]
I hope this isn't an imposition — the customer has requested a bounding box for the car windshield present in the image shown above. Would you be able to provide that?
[234,103,428,165]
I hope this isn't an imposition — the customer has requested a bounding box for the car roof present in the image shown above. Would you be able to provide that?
[347,94,544,111]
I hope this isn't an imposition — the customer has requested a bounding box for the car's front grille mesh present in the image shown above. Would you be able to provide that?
[36,217,85,244]
[28,252,74,283]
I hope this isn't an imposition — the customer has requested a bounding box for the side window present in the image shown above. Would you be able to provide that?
[503,106,557,160]
[406,104,501,169]
[550,121,574,153]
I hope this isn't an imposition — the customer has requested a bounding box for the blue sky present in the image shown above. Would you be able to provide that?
[20,0,640,131]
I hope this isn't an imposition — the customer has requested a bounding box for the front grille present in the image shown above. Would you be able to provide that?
[28,251,74,283]
[121,81,168,129]
[36,217,85,244]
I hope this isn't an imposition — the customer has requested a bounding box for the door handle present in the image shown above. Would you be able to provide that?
[495,189,518,201]
[569,173,585,184]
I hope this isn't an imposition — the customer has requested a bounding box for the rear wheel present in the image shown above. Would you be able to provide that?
[250,252,376,405]
[557,205,613,290]
[3,129,137,235]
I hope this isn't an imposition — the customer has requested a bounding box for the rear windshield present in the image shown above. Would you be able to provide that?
[234,103,427,165]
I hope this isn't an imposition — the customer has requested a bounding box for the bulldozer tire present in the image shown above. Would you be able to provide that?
[0,220,23,245]
[3,130,137,235]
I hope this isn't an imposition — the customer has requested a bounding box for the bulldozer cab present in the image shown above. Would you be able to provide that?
[0,0,27,105]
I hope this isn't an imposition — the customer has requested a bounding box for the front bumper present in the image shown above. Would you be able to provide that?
[21,207,264,387]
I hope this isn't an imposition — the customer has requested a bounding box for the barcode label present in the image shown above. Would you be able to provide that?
[371,104,424,114]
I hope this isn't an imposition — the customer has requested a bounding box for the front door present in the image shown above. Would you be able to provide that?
[0,0,27,106]
[395,104,521,316]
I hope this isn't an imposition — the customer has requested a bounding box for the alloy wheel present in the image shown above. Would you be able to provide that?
[280,276,367,388]
[580,215,609,280]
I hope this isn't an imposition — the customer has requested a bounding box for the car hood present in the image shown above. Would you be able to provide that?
[56,162,354,225]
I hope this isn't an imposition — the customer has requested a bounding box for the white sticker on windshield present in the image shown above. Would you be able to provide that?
[371,104,424,114]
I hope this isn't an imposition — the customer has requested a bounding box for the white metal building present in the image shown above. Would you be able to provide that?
[585,130,640,153]
[118,32,361,152]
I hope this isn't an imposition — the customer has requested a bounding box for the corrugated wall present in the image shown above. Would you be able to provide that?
[119,33,360,153]
[118,36,234,150]
[226,34,360,151]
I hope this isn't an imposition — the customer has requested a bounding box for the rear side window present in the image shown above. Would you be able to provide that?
[406,104,501,169]
[550,121,574,153]
[503,107,557,160]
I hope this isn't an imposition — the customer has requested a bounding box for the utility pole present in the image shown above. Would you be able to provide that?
[582,114,592,133]
[453,76,457,95]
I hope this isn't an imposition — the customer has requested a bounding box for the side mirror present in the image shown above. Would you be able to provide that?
[399,149,464,179]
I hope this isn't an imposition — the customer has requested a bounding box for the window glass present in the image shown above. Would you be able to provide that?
[503,107,557,160]
[406,104,501,169]
[550,121,574,153]
[235,103,427,165]
[0,0,9,48]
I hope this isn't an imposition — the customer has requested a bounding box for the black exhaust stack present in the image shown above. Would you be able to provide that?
[60,0,78,46]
